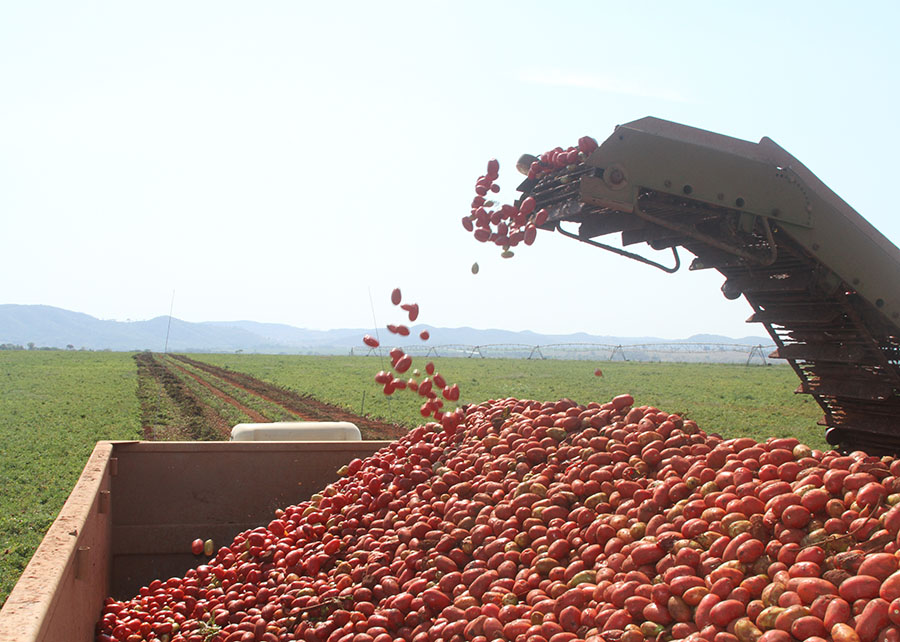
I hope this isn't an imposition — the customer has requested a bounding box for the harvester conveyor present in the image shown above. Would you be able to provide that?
[517,117,900,454]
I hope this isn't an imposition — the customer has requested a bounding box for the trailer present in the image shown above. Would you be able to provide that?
[0,440,390,642]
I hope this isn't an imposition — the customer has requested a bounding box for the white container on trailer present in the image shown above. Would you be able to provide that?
[230,421,361,441]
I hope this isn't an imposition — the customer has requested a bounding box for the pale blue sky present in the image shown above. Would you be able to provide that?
[2,2,897,338]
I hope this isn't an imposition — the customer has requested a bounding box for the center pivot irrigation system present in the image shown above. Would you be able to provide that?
[513,117,900,455]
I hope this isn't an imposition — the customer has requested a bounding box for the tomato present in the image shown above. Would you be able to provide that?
[520,196,536,216]
[391,288,402,305]
[394,355,412,374]
[99,391,898,642]
[191,538,204,556]
[362,335,379,348]
[419,330,430,341]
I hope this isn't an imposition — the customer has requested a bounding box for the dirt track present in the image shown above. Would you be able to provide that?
[135,353,405,441]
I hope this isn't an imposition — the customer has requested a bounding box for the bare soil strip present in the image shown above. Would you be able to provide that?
[134,353,232,440]
[169,361,269,423]
[164,354,406,440]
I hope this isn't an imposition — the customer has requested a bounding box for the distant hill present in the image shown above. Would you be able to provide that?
[0,304,774,359]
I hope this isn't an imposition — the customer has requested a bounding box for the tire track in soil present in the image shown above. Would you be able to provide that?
[169,354,407,440]
[169,361,269,424]
[134,353,233,440]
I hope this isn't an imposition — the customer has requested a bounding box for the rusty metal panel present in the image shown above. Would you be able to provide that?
[578,211,646,237]
[796,380,895,401]
[770,343,873,363]
[0,440,394,642]
[747,306,843,324]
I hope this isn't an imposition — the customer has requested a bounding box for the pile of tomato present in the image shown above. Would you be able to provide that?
[97,391,900,642]
[460,136,599,257]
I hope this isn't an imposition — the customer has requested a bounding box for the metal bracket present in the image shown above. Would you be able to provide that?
[555,221,681,273]
[633,201,778,267]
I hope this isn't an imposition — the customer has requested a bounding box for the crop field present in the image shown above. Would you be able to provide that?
[0,351,141,605]
[0,350,823,607]
[135,353,405,441]
[193,353,824,448]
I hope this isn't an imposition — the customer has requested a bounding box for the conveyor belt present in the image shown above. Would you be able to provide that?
[518,118,900,454]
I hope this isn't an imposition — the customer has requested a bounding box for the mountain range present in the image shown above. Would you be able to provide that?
[0,304,773,356]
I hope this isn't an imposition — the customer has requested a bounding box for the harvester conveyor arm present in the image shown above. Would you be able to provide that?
[519,117,900,454]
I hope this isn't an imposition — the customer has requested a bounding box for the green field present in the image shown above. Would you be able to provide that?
[0,351,824,606]
[196,353,824,446]
[0,351,141,604]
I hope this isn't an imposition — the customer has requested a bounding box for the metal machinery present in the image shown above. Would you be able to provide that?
[516,117,900,454]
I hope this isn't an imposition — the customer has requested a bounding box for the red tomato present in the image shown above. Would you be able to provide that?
[520,196,535,215]
[524,224,537,246]
[391,288,402,305]
[191,538,204,555]
[362,335,379,348]
[395,355,412,374]
[419,330,430,341]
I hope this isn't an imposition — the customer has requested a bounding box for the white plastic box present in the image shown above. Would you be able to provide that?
[230,421,361,441]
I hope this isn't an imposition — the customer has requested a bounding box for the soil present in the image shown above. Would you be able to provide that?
[134,352,233,440]
[135,353,405,441]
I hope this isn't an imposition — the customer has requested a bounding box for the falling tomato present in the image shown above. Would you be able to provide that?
[362,335,379,348]
[419,330,430,341]
[594,368,603,377]
[395,355,413,373]
[471,262,479,274]
[391,288,402,305]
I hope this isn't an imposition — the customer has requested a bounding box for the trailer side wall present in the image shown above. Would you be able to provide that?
[0,440,392,642]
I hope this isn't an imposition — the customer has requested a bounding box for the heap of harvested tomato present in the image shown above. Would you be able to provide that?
[97,395,900,642]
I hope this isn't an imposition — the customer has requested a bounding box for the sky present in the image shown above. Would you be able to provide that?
[2,1,898,339]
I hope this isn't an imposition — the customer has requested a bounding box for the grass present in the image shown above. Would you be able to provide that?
[0,351,141,606]
[193,354,824,448]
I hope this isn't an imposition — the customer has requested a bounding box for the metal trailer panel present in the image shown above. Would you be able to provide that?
[0,440,392,642]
